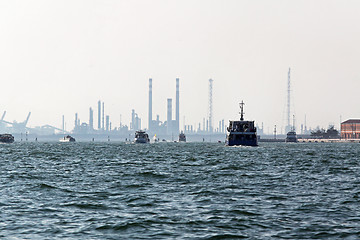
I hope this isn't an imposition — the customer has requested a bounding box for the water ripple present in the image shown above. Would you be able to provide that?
[1,142,360,239]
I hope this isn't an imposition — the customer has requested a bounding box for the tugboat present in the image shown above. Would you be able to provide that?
[59,135,76,142]
[134,130,150,143]
[226,101,258,146]
[178,131,186,142]
[0,134,14,143]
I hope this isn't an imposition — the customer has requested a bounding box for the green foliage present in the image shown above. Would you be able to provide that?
[311,125,339,139]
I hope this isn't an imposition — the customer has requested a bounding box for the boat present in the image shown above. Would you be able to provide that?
[152,134,159,143]
[226,101,258,146]
[286,115,297,143]
[59,135,76,142]
[0,134,14,143]
[134,130,150,143]
[286,131,297,143]
[178,131,186,142]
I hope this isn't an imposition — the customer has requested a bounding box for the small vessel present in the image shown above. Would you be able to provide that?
[286,131,297,143]
[0,134,14,143]
[286,115,297,143]
[178,131,186,142]
[59,135,76,142]
[226,101,258,146]
[134,130,150,143]
[152,134,159,143]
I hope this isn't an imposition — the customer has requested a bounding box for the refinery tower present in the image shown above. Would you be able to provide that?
[148,78,180,135]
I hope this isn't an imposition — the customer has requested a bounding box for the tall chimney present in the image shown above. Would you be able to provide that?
[75,113,78,129]
[167,98,172,135]
[98,100,101,130]
[148,78,152,131]
[89,107,93,130]
[106,115,109,132]
[176,78,179,134]
[102,102,105,130]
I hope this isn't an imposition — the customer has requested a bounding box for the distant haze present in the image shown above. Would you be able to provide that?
[1,0,359,134]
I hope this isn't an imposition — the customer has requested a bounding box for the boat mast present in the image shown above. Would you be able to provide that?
[239,101,245,121]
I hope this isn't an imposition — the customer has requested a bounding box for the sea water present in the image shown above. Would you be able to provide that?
[1,142,359,239]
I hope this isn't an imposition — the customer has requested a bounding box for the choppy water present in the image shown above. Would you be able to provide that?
[1,142,360,239]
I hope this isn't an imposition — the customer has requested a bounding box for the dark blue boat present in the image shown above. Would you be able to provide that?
[226,101,258,147]
[285,131,297,143]
[134,130,150,143]
[0,134,14,143]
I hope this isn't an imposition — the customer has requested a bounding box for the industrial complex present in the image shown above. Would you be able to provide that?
[0,77,228,141]
[0,73,359,142]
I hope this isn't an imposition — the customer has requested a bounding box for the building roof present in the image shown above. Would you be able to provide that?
[342,119,360,124]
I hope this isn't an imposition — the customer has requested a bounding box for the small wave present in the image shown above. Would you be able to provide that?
[231,209,261,216]
[39,183,57,189]
[96,222,143,231]
[139,171,168,179]
[203,234,248,239]
[62,202,109,210]
[266,195,288,201]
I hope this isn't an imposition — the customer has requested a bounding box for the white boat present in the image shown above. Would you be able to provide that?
[59,135,76,142]
[152,134,159,143]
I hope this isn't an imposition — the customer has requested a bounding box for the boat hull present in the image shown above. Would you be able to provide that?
[59,135,76,142]
[226,139,258,146]
[286,131,297,143]
[0,134,14,143]
[135,138,149,143]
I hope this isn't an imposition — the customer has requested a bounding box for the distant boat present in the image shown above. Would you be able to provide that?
[286,131,297,143]
[134,130,150,143]
[59,135,76,142]
[0,134,14,143]
[226,101,258,147]
[286,115,297,143]
[152,134,159,143]
[178,131,186,142]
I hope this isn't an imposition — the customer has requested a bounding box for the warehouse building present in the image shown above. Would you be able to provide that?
[341,119,360,139]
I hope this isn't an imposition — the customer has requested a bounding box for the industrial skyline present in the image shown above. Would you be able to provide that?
[0,73,329,136]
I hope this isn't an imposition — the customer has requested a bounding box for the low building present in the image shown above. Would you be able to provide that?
[341,119,360,139]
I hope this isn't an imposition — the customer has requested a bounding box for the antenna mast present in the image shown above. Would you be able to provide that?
[287,68,291,131]
[239,101,245,121]
[208,79,213,132]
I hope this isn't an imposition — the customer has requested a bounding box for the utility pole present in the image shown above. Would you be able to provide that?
[274,125,277,139]
[286,68,291,133]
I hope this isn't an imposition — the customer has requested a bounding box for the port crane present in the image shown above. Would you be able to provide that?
[0,112,32,133]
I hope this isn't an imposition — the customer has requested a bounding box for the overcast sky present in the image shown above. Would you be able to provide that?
[1,0,359,133]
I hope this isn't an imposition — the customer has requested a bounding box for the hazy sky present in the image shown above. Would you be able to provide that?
[1,0,359,133]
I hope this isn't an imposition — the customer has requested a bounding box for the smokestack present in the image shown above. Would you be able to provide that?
[89,107,93,130]
[98,100,101,130]
[176,78,179,134]
[75,113,78,130]
[102,102,105,130]
[148,78,152,131]
[131,109,135,130]
[106,115,109,132]
[167,98,172,135]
